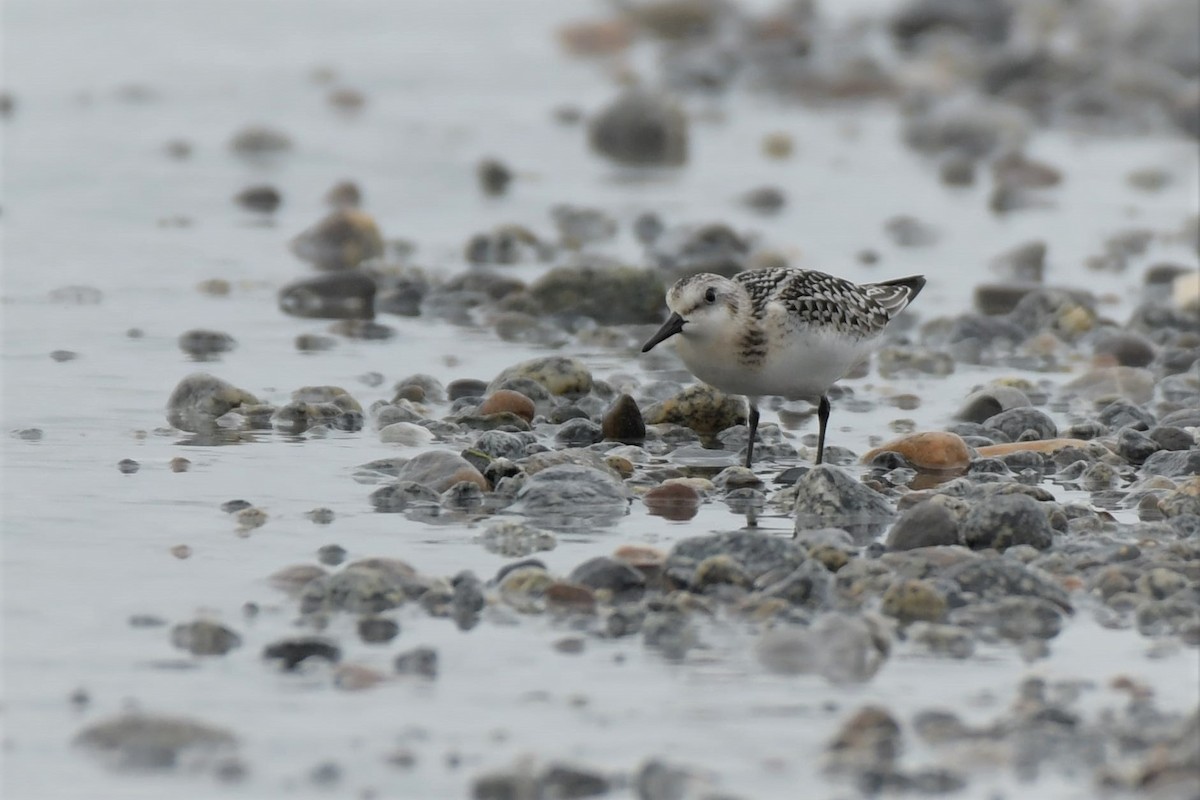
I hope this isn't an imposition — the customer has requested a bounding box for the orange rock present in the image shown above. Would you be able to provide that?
[861,431,970,472]
[478,389,535,423]
[558,18,633,57]
[544,582,596,613]
[975,438,1091,457]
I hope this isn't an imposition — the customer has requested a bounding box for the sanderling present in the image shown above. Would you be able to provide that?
[641,267,926,467]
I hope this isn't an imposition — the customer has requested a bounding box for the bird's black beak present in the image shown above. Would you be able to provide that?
[641,312,686,352]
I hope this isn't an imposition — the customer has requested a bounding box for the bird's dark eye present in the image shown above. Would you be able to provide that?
[704,287,716,304]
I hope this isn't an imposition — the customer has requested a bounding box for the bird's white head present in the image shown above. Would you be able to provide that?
[641,273,743,352]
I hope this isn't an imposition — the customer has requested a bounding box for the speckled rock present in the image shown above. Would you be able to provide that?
[166,373,260,432]
[369,481,441,512]
[955,386,1032,423]
[278,271,377,320]
[961,494,1053,551]
[757,613,890,683]
[943,557,1071,612]
[1142,450,1200,478]
[489,357,593,398]
[861,432,970,472]
[299,558,421,615]
[1097,401,1155,431]
[881,579,947,623]
[380,422,435,446]
[555,417,603,447]
[642,384,746,435]
[530,262,665,324]
[665,531,807,588]
[758,560,834,610]
[823,704,901,774]
[588,89,688,167]
[478,521,556,557]
[792,465,894,542]
[984,407,1057,442]
[886,501,962,550]
[394,647,438,677]
[514,464,628,529]
[75,713,237,769]
[602,393,646,444]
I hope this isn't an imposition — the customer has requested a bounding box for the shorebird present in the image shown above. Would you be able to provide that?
[641,267,926,467]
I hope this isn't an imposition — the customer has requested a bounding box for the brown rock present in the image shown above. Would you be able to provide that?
[975,438,1091,457]
[602,394,646,443]
[642,482,702,521]
[478,389,536,423]
[861,432,970,472]
[544,582,597,613]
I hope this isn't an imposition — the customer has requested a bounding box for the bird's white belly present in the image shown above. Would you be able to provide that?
[676,330,872,401]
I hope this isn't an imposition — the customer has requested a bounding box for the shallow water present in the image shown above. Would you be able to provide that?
[3,1,1199,799]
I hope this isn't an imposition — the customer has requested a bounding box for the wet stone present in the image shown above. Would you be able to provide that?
[758,614,890,683]
[1062,366,1156,405]
[229,125,291,156]
[792,465,894,543]
[909,622,975,659]
[1097,401,1156,431]
[395,450,488,493]
[666,531,807,588]
[642,384,746,435]
[278,271,376,320]
[290,209,383,270]
[1150,426,1196,452]
[955,386,1032,424]
[602,393,646,443]
[886,501,962,550]
[448,378,488,401]
[357,616,399,644]
[642,611,697,661]
[117,459,140,474]
[1117,428,1159,465]
[944,558,1071,612]
[861,432,970,472]
[568,556,646,603]
[298,561,415,614]
[984,407,1057,442]
[477,158,512,196]
[480,522,556,559]
[394,647,438,678]
[758,560,834,611]
[234,184,281,213]
[1142,450,1200,478]
[370,481,441,512]
[588,89,688,167]
[262,637,341,671]
[881,579,947,623]
[489,357,593,398]
[75,713,237,770]
[515,464,627,530]
[643,481,702,521]
[316,543,345,565]
[550,205,618,248]
[170,620,242,656]
[167,373,260,432]
[556,418,603,447]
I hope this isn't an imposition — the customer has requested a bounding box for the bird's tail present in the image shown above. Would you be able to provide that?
[864,275,926,317]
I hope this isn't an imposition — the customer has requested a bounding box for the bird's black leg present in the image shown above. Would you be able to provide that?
[745,403,760,469]
[815,395,830,465]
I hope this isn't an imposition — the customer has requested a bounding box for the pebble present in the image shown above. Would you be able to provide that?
[514,464,628,529]
[568,556,646,603]
[278,271,377,320]
[757,614,890,683]
[642,384,746,435]
[229,125,291,156]
[178,329,236,359]
[792,465,894,542]
[885,501,961,550]
[394,450,488,493]
[166,373,260,432]
[479,521,556,558]
[989,240,1045,283]
[262,637,341,671]
[666,531,807,588]
[983,407,1058,441]
[489,357,593,398]
[861,432,970,472]
[117,459,140,474]
[234,185,281,213]
[394,646,439,677]
[588,89,688,167]
[1062,366,1156,405]
[170,620,242,656]
[290,209,383,270]
[881,579,947,623]
[530,262,666,325]
[642,481,702,521]
[601,393,646,444]
[379,422,435,446]
[955,385,1032,423]
[357,616,400,644]
[75,713,237,770]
